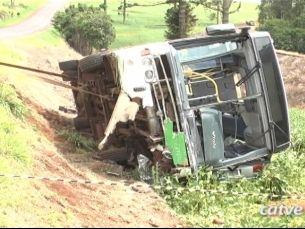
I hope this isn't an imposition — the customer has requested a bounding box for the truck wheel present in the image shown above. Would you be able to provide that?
[79,54,104,73]
[62,70,78,81]
[59,60,78,71]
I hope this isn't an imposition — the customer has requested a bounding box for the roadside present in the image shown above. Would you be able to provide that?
[0,0,67,40]
[0,0,48,28]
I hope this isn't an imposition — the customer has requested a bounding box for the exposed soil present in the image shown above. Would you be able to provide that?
[25,98,184,228]
[277,52,305,109]
[2,43,185,227]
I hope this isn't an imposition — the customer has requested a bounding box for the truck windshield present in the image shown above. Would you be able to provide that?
[178,41,237,63]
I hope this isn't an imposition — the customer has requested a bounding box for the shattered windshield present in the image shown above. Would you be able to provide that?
[178,41,238,63]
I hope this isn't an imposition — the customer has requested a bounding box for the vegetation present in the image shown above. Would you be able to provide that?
[52,3,116,55]
[258,19,305,53]
[194,0,241,24]
[258,0,305,53]
[164,1,197,39]
[0,83,30,163]
[0,82,76,227]
[0,36,78,226]
[0,83,27,119]
[63,0,258,48]
[155,108,305,227]
[0,0,47,27]
[58,129,97,152]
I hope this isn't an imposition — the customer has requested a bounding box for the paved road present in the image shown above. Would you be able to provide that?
[0,0,67,40]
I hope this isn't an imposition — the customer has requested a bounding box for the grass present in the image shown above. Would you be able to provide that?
[17,28,65,48]
[0,82,76,227]
[0,0,48,27]
[0,84,30,163]
[59,0,259,49]
[58,129,97,152]
[156,108,305,228]
[0,36,78,226]
[0,83,27,119]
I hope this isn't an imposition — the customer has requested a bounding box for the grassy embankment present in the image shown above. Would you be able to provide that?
[0,31,75,227]
[0,0,48,27]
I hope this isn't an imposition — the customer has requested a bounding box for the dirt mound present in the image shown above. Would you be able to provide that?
[278,52,305,108]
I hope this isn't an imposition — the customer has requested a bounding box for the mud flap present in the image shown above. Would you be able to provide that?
[164,118,188,166]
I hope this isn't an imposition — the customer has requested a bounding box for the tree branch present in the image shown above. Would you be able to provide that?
[229,1,241,14]
[190,0,224,13]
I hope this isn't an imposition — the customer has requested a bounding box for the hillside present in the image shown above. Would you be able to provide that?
[278,53,305,108]
[0,29,184,227]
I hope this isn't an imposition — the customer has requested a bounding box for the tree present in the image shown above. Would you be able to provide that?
[123,0,127,23]
[257,0,305,53]
[193,0,241,24]
[100,0,108,13]
[52,4,116,56]
[116,0,196,35]
[258,0,305,24]
[10,0,15,8]
[117,0,178,24]
[165,0,197,39]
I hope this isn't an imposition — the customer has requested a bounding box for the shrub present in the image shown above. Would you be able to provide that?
[52,4,116,56]
[258,19,305,53]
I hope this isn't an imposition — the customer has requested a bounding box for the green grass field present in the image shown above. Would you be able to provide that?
[0,0,48,28]
[67,0,259,48]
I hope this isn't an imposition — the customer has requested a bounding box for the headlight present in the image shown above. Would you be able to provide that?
[144,70,155,83]
[142,58,153,66]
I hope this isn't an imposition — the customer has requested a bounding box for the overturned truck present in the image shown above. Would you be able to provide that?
[59,25,290,176]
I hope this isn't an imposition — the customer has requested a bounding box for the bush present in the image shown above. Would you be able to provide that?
[52,4,116,56]
[258,19,305,53]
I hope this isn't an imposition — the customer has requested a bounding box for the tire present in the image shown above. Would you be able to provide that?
[79,49,111,73]
[58,60,79,71]
[62,70,78,81]
[79,52,107,73]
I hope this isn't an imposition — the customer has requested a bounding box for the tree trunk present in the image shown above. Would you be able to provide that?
[10,0,15,8]
[104,0,107,13]
[216,2,220,24]
[123,0,127,24]
[222,0,233,24]
[178,0,187,38]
